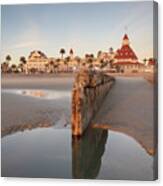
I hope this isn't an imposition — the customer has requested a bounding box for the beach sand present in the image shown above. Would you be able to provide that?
[1,74,74,90]
[92,76,156,155]
[1,74,74,137]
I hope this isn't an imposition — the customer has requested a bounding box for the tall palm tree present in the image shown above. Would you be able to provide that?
[60,48,66,59]
[6,55,11,64]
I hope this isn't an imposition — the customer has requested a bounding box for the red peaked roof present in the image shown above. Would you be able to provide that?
[114,34,138,61]
[123,34,129,40]
[115,45,138,60]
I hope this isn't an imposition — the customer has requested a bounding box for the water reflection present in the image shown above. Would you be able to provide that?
[2,118,70,137]
[22,90,47,98]
[1,126,154,180]
[2,89,71,100]
[72,127,108,179]
[92,123,156,156]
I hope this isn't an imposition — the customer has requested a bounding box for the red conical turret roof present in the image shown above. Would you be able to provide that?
[115,34,138,60]
[123,34,129,40]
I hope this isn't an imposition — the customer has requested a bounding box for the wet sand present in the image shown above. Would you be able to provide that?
[92,76,156,155]
[1,74,74,136]
[1,74,74,90]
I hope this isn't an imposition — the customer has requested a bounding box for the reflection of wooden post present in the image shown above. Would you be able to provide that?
[72,128,108,179]
[71,69,115,136]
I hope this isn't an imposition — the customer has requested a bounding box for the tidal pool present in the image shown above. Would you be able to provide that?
[1,127,154,180]
[2,89,71,100]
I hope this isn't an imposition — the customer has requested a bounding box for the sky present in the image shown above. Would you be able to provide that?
[1,1,154,64]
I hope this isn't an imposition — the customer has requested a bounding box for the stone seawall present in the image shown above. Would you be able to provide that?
[71,70,115,136]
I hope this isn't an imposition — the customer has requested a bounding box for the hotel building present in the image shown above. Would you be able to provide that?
[112,34,144,73]
[26,50,48,73]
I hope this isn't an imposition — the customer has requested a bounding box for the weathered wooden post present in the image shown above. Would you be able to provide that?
[71,69,115,136]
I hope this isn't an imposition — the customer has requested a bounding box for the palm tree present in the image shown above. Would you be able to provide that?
[6,55,11,64]
[109,47,114,54]
[11,64,17,73]
[60,48,66,59]
[69,48,74,57]
[143,58,147,66]
[20,56,27,64]
[64,56,70,63]
[18,63,24,73]
[64,56,70,72]
[97,51,102,58]
[85,54,89,59]
[87,58,93,68]
[90,54,94,59]
[19,56,27,73]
